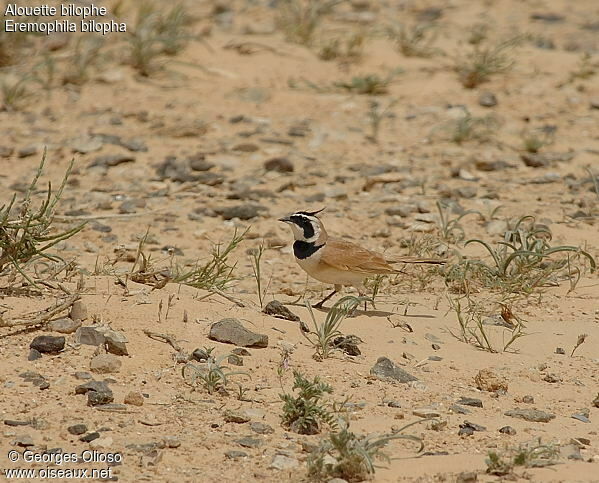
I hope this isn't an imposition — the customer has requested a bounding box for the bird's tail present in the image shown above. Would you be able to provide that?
[387,256,446,265]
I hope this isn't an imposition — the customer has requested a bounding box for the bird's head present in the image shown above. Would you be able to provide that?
[278,208,327,243]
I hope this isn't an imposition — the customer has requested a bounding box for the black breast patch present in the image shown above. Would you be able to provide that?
[293,241,324,260]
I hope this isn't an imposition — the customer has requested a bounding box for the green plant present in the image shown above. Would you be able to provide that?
[521,127,555,153]
[280,370,337,434]
[307,419,424,481]
[448,295,526,353]
[127,1,194,76]
[366,99,397,143]
[435,201,477,243]
[249,242,270,308]
[486,439,559,475]
[567,53,597,83]
[175,228,247,291]
[441,112,499,144]
[62,36,104,85]
[388,22,439,58]
[1,74,30,111]
[276,0,341,46]
[0,152,85,285]
[451,216,596,294]
[182,353,249,395]
[334,70,401,95]
[303,295,366,359]
[318,31,365,63]
[455,36,523,88]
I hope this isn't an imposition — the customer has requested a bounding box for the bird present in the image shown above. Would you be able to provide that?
[279,208,445,308]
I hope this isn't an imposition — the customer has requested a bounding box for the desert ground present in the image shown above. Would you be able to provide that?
[1,0,598,482]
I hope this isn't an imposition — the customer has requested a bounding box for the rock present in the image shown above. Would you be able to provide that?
[13,435,34,447]
[479,91,497,107]
[227,354,244,366]
[543,373,562,383]
[214,204,267,220]
[269,454,299,470]
[75,327,105,346]
[224,409,250,424]
[196,172,225,186]
[370,357,418,383]
[264,157,294,173]
[28,349,42,361]
[30,335,65,354]
[71,136,103,154]
[499,425,516,435]
[90,354,122,374]
[233,143,259,152]
[450,404,470,415]
[156,156,200,183]
[68,424,88,435]
[90,154,135,168]
[331,335,362,356]
[457,397,483,408]
[4,420,29,426]
[189,155,214,172]
[413,408,441,418]
[0,146,14,157]
[225,450,248,459]
[593,394,599,408]
[522,395,534,404]
[124,391,144,406]
[88,390,114,406]
[555,347,565,355]
[18,145,38,158]
[571,413,591,423]
[101,329,128,356]
[456,471,477,483]
[263,300,300,322]
[191,348,212,362]
[163,436,180,448]
[250,422,274,434]
[504,408,555,422]
[209,318,268,348]
[235,437,263,448]
[80,432,100,443]
[75,380,111,395]
[521,151,575,168]
[48,317,81,334]
[458,426,474,436]
[232,348,251,356]
[474,368,508,393]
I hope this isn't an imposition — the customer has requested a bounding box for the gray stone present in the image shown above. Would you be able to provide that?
[75,327,105,346]
[413,408,441,418]
[75,380,111,395]
[269,454,299,470]
[264,157,294,173]
[479,92,497,107]
[499,425,516,435]
[209,318,268,348]
[90,354,122,374]
[71,136,103,154]
[225,450,248,459]
[215,204,267,220]
[13,434,34,447]
[30,335,65,354]
[235,437,263,448]
[571,413,591,423]
[68,424,88,435]
[100,328,128,356]
[370,357,418,383]
[28,349,42,361]
[223,410,250,424]
[250,422,274,434]
[90,154,135,168]
[504,408,555,422]
[48,318,81,334]
[18,145,38,158]
[263,300,300,322]
[80,432,100,442]
[69,301,88,321]
[457,397,483,408]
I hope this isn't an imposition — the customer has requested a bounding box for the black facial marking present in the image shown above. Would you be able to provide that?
[293,240,324,260]
[290,214,315,239]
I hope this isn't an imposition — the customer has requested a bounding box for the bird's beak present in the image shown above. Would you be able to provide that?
[278,216,291,223]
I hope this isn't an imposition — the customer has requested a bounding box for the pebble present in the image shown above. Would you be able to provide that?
[30,335,65,354]
[48,318,81,334]
[80,432,100,443]
[215,204,268,221]
[13,435,34,447]
[224,410,251,424]
[474,368,508,392]
[269,454,299,470]
[457,397,483,408]
[90,354,122,374]
[499,425,516,435]
[413,408,441,418]
[479,91,498,107]
[124,391,145,406]
[225,450,248,459]
[68,424,88,435]
[250,422,274,434]
[89,154,135,168]
[504,408,555,422]
[235,437,263,448]
[209,318,268,348]
[75,327,106,346]
[264,157,294,173]
[28,349,42,361]
[370,356,418,383]
[263,300,300,322]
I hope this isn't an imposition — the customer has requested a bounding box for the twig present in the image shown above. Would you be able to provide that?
[197,288,246,307]
[0,294,80,328]
[143,329,182,352]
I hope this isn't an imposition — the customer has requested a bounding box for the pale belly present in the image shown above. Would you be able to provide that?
[296,256,366,286]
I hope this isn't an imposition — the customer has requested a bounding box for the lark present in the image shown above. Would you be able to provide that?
[279,209,445,308]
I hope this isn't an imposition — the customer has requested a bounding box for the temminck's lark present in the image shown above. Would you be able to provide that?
[279,208,445,308]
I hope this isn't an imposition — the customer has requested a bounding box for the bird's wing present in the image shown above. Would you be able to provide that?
[321,238,398,274]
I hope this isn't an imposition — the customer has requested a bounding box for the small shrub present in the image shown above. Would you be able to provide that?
[486,439,559,476]
[276,0,341,46]
[280,370,337,434]
[182,352,248,395]
[388,22,439,58]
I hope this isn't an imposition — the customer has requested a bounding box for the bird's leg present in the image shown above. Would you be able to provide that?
[313,289,337,309]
